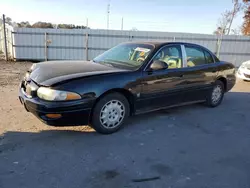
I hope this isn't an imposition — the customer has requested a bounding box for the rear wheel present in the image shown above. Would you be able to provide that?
[206,80,224,107]
[90,93,130,134]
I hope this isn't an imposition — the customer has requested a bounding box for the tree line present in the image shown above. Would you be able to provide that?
[214,0,250,35]
[4,17,89,29]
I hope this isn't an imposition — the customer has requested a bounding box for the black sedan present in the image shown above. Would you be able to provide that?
[19,42,236,134]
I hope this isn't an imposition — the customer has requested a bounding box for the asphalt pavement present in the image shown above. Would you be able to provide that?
[1,81,250,188]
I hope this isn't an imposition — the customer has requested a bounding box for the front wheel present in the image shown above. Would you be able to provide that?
[90,93,130,134]
[206,80,225,107]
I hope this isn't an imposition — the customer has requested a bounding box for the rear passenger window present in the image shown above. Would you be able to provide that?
[204,50,214,64]
[185,46,206,67]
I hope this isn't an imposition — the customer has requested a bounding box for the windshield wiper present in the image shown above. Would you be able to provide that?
[98,60,115,67]
[104,59,135,67]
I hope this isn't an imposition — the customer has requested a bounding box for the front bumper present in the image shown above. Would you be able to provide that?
[19,87,95,126]
[237,68,250,81]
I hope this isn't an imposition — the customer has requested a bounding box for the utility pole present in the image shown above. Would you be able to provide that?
[107,1,110,29]
[86,18,88,28]
[121,17,123,30]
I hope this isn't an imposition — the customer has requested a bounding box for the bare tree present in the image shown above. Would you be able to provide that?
[231,27,242,35]
[227,0,242,34]
[215,0,242,35]
[214,11,232,35]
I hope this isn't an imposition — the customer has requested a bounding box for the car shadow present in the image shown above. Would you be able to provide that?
[1,91,250,149]
[1,91,250,188]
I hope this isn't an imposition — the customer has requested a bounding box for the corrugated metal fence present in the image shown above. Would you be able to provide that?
[3,26,250,67]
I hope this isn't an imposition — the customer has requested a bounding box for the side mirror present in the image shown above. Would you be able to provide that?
[149,60,168,71]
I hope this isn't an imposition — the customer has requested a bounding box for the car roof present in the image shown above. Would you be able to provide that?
[123,41,205,48]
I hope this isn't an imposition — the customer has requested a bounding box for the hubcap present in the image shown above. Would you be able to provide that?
[212,85,223,104]
[100,100,125,129]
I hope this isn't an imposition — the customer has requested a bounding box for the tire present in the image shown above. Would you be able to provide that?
[90,92,130,134]
[206,80,225,107]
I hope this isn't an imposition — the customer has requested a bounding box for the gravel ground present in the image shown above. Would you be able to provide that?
[0,60,250,188]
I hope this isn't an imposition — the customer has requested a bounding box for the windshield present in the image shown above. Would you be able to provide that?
[93,43,154,70]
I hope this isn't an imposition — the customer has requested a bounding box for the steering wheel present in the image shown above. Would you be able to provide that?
[137,57,145,63]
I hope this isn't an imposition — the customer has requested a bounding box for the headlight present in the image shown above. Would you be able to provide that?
[37,87,81,101]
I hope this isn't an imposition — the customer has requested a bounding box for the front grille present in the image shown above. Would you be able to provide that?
[21,80,38,97]
[25,84,32,96]
[244,73,250,78]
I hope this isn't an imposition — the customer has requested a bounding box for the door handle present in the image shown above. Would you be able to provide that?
[147,70,153,75]
[179,75,184,77]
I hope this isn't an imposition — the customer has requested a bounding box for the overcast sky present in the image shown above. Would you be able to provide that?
[0,0,244,34]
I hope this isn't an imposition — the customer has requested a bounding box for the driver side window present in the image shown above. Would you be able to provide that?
[152,45,183,69]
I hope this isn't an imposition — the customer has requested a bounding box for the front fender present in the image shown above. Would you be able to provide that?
[53,71,142,100]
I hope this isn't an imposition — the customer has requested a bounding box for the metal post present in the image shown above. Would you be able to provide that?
[44,32,48,61]
[2,14,8,61]
[85,32,89,60]
[11,31,14,60]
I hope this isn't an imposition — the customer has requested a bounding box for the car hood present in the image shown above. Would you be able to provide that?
[29,60,128,86]
[242,60,250,68]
